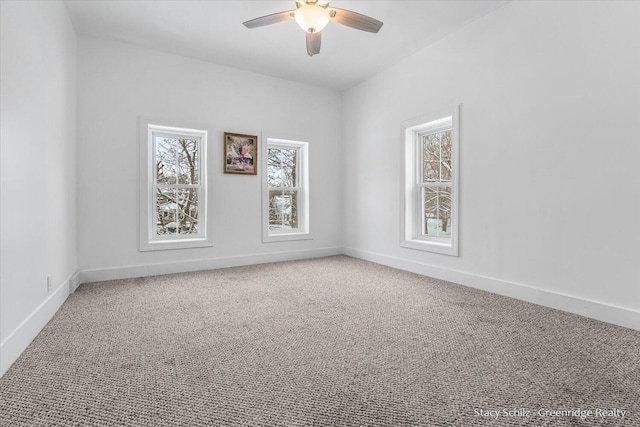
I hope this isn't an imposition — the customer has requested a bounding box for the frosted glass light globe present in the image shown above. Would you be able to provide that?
[294,5,330,33]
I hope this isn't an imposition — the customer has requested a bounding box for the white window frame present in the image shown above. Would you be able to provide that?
[262,137,311,243]
[139,119,212,251]
[401,106,459,256]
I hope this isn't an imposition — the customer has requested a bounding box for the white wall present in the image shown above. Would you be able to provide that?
[77,38,343,280]
[342,1,640,328]
[0,0,77,375]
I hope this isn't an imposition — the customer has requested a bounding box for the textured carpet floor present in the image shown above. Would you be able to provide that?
[1,256,639,426]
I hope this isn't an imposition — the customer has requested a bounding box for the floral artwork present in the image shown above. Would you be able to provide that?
[224,133,257,175]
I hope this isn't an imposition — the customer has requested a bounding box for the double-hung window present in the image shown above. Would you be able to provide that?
[140,121,211,251]
[401,106,459,256]
[263,138,310,242]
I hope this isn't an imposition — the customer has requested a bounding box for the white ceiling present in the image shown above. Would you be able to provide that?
[64,0,507,91]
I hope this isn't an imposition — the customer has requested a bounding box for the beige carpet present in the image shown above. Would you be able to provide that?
[1,256,639,426]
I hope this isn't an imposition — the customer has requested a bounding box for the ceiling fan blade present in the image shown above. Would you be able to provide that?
[306,31,321,56]
[328,8,383,33]
[243,10,295,29]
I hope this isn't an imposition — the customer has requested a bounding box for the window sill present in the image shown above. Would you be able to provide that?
[401,238,458,256]
[140,237,213,252]
[263,232,313,243]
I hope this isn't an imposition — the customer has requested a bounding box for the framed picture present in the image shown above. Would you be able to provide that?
[224,132,258,175]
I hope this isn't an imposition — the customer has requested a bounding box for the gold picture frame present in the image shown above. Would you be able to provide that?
[224,132,257,175]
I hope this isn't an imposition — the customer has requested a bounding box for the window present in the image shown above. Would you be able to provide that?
[401,106,459,256]
[263,138,310,242]
[139,121,211,251]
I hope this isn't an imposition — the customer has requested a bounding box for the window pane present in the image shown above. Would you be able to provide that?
[268,190,298,230]
[267,148,297,187]
[423,161,440,182]
[156,137,199,185]
[156,188,177,235]
[440,130,452,181]
[155,137,178,185]
[266,149,281,187]
[177,138,198,185]
[422,130,452,183]
[422,186,452,238]
[155,188,199,235]
[176,188,198,234]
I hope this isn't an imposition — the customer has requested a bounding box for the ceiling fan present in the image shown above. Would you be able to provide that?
[243,0,383,57]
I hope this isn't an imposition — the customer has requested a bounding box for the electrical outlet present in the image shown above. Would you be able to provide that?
[47,275,52,292]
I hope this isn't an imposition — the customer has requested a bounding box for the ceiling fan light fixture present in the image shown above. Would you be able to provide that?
[294,5,330,33]
[243,1,383,57]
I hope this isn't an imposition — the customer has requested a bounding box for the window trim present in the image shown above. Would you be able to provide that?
[262,137,311,243]
[139,119,212,251]
[400,106,459,256]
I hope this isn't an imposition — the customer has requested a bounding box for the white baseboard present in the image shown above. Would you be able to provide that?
[0,274,73,377]
[80,246,343,284]
[69,271,80,294]
[344,247,640,331]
